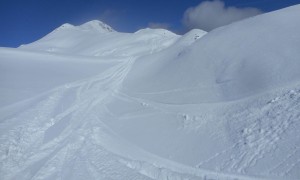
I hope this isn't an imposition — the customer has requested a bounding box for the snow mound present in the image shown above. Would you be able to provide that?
[124,5,300,103]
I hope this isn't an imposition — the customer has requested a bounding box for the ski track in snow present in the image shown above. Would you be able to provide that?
[0,55,274,180]
[0,58,143,180]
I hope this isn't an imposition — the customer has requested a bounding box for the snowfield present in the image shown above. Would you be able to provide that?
[1,4,300,180]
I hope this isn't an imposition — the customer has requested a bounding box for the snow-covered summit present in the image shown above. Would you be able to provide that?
[20,20,179,57]
[79,20,115,33]
[51,20,114,34]
[56,23,75,30]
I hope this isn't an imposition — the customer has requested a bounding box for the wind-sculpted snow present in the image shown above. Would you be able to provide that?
[1,5,300,180]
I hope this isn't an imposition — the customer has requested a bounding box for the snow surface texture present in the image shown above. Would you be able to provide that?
[1,5,300,180]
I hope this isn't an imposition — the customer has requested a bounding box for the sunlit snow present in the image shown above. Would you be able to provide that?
[1,5,300,180]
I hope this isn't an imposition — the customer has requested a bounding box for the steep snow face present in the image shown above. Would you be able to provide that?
[20,21,180,58]
[124,5,300,103]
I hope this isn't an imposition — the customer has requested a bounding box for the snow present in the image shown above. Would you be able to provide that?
[1,5,300,180]
[20,20,179,57]
[124,5,300,103]
[79,20,115,33]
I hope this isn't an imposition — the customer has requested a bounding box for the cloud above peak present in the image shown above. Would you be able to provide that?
[183,0,262,31]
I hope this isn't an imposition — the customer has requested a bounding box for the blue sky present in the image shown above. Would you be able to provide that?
[0,0,299,47]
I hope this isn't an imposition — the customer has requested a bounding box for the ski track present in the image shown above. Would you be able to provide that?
[0,58,148,180]
[0,50,299,180]
[2,30,300,180]
[0,55,276,180]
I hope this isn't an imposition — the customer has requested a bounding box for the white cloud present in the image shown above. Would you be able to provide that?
[148,22,171,29]
[183,0,262,31]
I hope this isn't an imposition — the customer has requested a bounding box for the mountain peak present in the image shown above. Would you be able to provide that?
[54,23,75,32]
[79,20,115,33]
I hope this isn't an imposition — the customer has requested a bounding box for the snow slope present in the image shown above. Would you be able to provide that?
[0,47,121,107]
[124,5,300,103]
[1,4,300,180]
